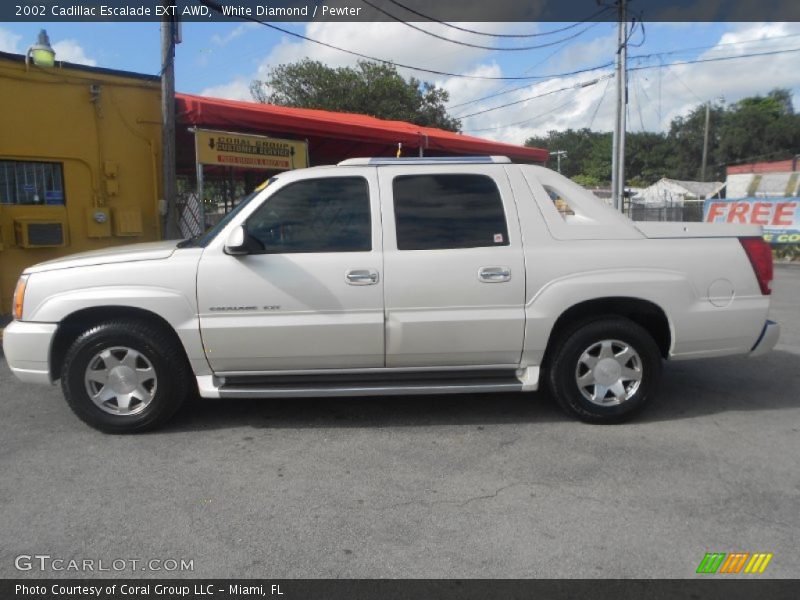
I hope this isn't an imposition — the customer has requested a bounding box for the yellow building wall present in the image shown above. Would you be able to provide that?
[0,55,162,314]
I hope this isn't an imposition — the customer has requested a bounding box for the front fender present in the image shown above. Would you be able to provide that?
[27,285,209,377]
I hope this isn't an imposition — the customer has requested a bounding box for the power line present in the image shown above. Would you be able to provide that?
[664,64,705,104]
[199,0,617,81]
[360,0,601,52]
[447,78,547,112]
[630,46,800,74]
[465,95,581,133]
[632,72,646,132]
[634,31,800,61]
[198,2,800,106]
[461,45,800,134]
[626,16,646,49]
[635,70,655,111]
[460,36,799,122]
[445,21,610,110]
[587,76,613,130]
[457,74,612,119]
[384,0,613,38]
[446,22,795,112]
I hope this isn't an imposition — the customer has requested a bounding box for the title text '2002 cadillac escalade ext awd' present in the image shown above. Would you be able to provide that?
[3,157,780,432]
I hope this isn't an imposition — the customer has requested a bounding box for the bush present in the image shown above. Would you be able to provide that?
[773,245,800,261]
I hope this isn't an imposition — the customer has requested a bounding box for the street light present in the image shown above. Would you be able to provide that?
[550,150,568,173]
[26,29,56,68]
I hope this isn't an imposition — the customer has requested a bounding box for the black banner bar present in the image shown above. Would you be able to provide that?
[3,579,800,600]
[3,0,800,23]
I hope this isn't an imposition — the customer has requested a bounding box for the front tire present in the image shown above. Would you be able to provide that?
[547,317,662,424]
[61,320,190,433]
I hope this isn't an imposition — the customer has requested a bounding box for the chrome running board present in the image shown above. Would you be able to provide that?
[218,379,523,399]
[195,367,539,399]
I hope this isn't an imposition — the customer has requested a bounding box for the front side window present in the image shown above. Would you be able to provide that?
[393,174,509,250]
[246,176,371,253]
[0,160,65,205]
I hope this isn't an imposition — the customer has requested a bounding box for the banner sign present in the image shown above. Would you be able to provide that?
[703,197,800,244]
[195,129,308,171]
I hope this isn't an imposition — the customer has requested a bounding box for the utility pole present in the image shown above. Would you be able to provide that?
[701,101,711,182]
[161,1,180,239]
[610,0,628,211]
[550,150,567,173]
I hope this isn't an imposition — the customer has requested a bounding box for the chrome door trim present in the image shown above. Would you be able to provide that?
[214,364,521,377]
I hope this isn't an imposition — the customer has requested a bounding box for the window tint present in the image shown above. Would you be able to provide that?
[246,176,371,253]
[393,174,509,250]
[0,160,65,205]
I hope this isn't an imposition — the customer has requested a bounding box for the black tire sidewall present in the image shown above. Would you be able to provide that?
[61,322,187,433]
[549,317,662,423]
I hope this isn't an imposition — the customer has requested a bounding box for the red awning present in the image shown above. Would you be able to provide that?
[176,92,548,164]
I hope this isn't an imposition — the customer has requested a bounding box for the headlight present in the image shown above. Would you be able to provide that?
[13,274,29,320]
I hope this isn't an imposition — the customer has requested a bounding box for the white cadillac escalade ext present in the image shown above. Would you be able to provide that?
[3,157,780,432]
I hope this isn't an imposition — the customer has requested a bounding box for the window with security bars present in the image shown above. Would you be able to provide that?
[0,160,66,206]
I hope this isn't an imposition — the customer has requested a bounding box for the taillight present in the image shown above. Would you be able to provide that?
[739,237,773,295]
[13,274,29,320]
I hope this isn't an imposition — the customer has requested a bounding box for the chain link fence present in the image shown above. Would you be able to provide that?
[626,201,705,223]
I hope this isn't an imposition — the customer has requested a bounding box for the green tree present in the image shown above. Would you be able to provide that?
[525,128,614,184]
[718,89,800,168]
[250,59,461,131]
[664,102,725,181]
[626,131,673,184]
[571,173,602,187]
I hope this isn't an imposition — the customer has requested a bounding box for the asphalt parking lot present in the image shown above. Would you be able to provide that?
[0,266,798,579]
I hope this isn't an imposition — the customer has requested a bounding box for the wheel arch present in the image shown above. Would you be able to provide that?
[542,296,672,367]
[50,306,191,381]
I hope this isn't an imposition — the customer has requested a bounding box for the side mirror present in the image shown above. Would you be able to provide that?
[224,225,249,255]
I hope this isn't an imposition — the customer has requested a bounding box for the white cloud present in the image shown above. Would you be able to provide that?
[462,22,800,143]
[199,76,252,101]
[210,20,527,96]
[551,27,617,72]
[621,22,800,134]
[0,26,22,53]
[439,63,503,109]
[52,39,96,66]
[260,21,491,76]
[211,22,256,47]
[192,21,800,147]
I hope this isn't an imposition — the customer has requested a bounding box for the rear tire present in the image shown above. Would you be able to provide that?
[61,320,190,433]
[547,317,662,424]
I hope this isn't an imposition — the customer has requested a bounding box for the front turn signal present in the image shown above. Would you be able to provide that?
[13,275,29,320]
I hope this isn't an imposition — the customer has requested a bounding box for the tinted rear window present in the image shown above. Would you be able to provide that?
[393,174,509,250]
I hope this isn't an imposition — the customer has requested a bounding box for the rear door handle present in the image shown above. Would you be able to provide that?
[346,269,379,285]
[478,266,511,283]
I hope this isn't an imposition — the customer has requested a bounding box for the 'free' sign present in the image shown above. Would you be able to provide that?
[704,198,798,228]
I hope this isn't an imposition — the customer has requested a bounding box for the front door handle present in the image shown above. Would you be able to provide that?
[346,269,379,285]
[479,266,511,283]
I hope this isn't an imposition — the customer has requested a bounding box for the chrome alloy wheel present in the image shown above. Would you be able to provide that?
[575,339,642,406]
[84,347,157,416]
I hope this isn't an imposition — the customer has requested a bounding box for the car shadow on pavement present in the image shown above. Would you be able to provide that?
[167,389,569,432]
[162,350,800,432]
[641,350,800,423]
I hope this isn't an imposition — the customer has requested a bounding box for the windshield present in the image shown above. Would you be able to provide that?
[177,178,276,248]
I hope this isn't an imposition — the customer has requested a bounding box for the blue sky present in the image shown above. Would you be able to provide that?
[2,20,799,143]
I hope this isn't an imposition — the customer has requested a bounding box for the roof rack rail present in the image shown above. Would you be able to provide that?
[338,156,512,166]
